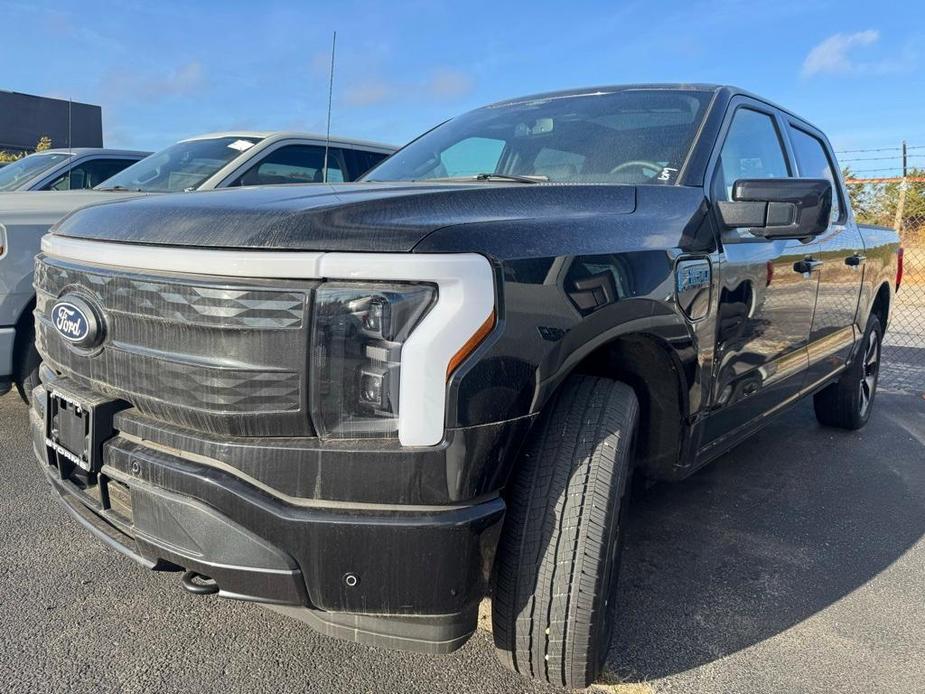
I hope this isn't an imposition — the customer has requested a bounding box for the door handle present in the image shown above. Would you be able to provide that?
[793,258,823,274]
[845,254,867,267]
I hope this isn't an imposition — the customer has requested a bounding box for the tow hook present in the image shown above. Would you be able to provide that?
[180,571,219,596]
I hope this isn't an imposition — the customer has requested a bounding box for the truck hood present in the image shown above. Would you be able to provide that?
[0,189,147,226]
[51,182,638,253]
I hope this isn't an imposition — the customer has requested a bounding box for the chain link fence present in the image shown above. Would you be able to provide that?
[845,174,925,392]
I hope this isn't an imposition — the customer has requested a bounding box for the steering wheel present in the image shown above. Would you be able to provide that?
[608,160,663,177]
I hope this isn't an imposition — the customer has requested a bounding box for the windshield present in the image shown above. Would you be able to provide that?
[0,152,72,191]
[364,89,712,185]
[97,136,262,192]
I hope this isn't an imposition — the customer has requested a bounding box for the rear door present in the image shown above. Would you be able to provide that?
[785,121,865,386]
[225,143,348,186]
[339,147,391,180]
[701,99,821,449]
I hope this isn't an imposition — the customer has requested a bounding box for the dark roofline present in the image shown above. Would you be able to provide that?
[485,83,725,108]
[481,83,824,142]
[0,89,100,110]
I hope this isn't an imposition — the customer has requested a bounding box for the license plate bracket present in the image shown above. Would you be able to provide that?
[45,386,127,474]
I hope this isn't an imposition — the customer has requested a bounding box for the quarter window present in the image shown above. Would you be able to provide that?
[715,109,790,200]
[789,126,841,222]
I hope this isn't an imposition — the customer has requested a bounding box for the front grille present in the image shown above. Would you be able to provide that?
[35,255,318,436]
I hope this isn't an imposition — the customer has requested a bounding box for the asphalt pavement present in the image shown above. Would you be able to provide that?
[0,384,922,694]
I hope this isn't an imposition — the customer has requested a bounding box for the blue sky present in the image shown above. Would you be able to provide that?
[2,0,924,176]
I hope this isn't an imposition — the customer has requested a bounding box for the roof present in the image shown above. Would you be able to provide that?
[486,83,726,107]
[39,147,151,156]
[180,131,396,152]
[483,83,824,136]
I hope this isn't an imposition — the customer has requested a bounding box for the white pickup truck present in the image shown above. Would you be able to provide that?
[0,130,395,400]
[0,148,150,192]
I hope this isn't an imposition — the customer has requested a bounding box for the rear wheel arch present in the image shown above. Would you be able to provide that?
[869,281,891,331]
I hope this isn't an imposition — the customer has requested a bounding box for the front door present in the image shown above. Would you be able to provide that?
[701,103,820,449]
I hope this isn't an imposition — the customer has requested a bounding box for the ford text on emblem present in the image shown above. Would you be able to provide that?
[51,295,104,349]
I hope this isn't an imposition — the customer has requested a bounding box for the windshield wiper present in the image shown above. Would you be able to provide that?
[425,173,548,184]
[95,185,144,192]
[475,172,547,183]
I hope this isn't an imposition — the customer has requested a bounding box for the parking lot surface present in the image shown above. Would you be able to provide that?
[1,386,922,694]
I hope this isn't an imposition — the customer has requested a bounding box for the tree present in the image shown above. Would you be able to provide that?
[0,135,54,163]
[842,166,925,244]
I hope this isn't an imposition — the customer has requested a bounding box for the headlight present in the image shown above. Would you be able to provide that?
[311,282,437,439]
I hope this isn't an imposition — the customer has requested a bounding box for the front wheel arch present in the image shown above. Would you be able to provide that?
[12,296,39,402]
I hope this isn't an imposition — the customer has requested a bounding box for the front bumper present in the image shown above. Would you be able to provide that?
[31,385,508,654]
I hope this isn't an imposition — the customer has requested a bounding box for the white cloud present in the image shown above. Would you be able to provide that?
[802,30,912,78]
[425,68,474,99]
[343,68,474,107]
[98,61,206,102]
[344,82,395,108]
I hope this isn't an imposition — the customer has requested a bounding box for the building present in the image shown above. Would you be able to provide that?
[0,90,103,153]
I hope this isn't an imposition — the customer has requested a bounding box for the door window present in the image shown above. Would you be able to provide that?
[340,148,389,180]
[789,127,842,222]
[715,109,790,200]
[44,158,139,190]
[231,145,346,186]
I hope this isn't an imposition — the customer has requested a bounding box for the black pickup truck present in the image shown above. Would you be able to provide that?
[30,84,900,689]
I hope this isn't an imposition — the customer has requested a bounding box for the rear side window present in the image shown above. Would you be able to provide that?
[231,145,346,186]
[339,148,390,179]
[45,158,139,191]
[715,109,790,200]
[789,126,841,222]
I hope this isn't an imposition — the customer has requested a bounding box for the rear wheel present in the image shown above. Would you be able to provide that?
[813,314,882,430]
[492,375,638,689]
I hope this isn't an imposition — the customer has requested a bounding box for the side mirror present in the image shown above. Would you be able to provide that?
[717,178,832,240]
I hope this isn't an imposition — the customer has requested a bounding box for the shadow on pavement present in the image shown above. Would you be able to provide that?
[606,392,925,680]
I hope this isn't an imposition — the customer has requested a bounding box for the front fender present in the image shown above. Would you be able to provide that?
[0,221,47,326]
[448,252,697,429]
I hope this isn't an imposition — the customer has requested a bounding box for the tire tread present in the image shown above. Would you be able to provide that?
[493,376,637,688]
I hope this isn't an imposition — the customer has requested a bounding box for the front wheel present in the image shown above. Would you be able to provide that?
[814,314,882,430]
[492,376,638,689]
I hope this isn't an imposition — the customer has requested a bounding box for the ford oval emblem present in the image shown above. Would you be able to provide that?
[51,295,104,349]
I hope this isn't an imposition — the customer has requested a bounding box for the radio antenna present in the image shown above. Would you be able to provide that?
[67,97,73,188]
[322,31,336,183]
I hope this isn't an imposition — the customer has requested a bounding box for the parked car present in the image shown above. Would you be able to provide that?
[0,148,150,193]
[0,131,395,401]
[29,85,899,689]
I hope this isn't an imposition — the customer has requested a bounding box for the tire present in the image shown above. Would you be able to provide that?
[813,314,882,430]
[492,375,638,689]
[14,327,41,405]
